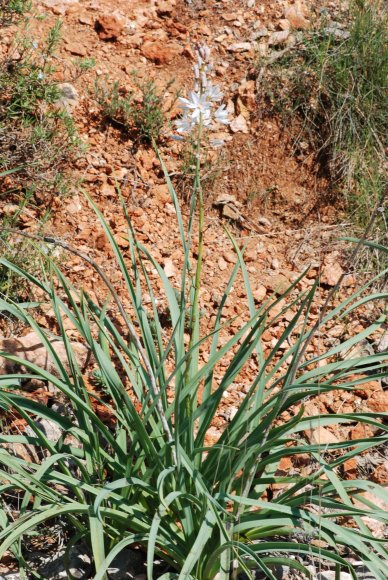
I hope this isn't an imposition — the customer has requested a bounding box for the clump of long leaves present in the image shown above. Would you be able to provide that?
[0,160,387,579]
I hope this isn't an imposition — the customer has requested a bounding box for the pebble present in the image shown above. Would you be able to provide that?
[268,30,290,46]
[229,114,249,133]
[253,285,267,302]
[163,258,176,278]
[25,419,63,443]
[321,256,344,286]
[64,41,87,56]
[227,42,252,52]
[55,82,79,110]
[141,41,181,64]
[265,273,290,294]
[377,332,388,353]
[285,5,310,30]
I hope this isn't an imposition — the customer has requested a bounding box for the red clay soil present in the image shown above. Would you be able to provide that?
[0,0,386,486]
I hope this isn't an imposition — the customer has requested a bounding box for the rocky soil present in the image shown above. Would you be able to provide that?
[0,0,386,578]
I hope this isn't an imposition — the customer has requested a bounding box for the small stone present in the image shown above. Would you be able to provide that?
[230,114,249,133]
[328,324,344,338]
[237,80,256,112]
[65,42,87,56]
[343,457,358,480]
[41,0,78,16]
[253,285,267,302]
[258,216,271,227]
[223,251,237,264]
[224,406,238,421]
[278,19,290,30]
[371,463,388,485]
[353,377,382,398]
[156,0,176,18]
[323,26,350,40]
[265,273,290,294]
[55,82,79,111]
[285,5,310,30]
[268,30,290,46]
[227,42,252,53]
[366,391,388,413]
[377,331,388,353]
[351,423,374,441]
[211,292,223,306]
[114,232,129,249]
[79,13,93,25]
[321,258,344,286]
[95,14,124,41]
[141,41,181,64]
[218,257,228,271]
[306,426,339,445]
[163,258,176,278]
[32,419,63,442]
[0,332,91,378]
[244,248,257,262]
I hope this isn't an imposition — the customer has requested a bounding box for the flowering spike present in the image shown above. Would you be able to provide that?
[174,46,229,136]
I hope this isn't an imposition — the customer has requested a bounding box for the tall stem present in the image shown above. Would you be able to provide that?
[184,118,204,450]
[189,121,204,357]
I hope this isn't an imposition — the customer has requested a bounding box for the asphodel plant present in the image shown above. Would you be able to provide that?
[0,56,387,580]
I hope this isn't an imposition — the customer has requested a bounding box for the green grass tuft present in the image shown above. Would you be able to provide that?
[0,0,31,25]
[259,0,387,261]
[94,74,174,143]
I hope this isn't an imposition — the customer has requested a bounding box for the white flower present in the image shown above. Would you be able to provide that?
[198,45,211,62]
[214,104,229,125]
[175,115,195,134]
[176,91,213,130]
[178,91,211,114]
[174,45,229,138]
[206,83,223,102]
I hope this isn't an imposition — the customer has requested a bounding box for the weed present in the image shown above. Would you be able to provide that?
[95,74,175,143]
[0,20,82,303]
[0,21,81,202]
[70,56,96,81]
[0,0,31,25]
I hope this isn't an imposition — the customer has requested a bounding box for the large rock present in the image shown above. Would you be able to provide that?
[0,331,91,378]
[95,14,124,41]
